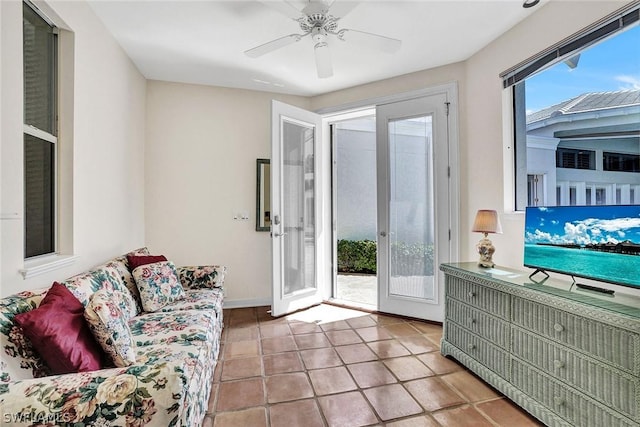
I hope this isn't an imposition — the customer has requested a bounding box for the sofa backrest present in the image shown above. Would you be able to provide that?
[0,288,51,381]
[0,247,150,381]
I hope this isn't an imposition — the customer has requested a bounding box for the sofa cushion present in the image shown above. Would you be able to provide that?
[129,309,218,347]
[156,288,224,314]
[84,290,136,367]
[14,283,103,375]
[133,261,185,312]
[127,254,167,271]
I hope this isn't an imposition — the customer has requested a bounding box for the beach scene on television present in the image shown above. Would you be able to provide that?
[524,205,640,288]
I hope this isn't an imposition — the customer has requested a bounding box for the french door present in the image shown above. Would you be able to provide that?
[376,94,451,321]
[270,101,323,317]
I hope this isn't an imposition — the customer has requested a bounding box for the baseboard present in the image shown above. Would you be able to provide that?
[223,297,271,309]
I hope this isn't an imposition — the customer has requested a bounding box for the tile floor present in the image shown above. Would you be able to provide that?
[204,304,543,427]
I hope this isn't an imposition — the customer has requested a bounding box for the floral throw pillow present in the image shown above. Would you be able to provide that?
[132,261,185,312]
[84,290,136,367]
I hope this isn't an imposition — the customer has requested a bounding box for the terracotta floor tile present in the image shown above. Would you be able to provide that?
[404,377,465,411]
[260,323,292,338]
[289,321,323,335]
[476,398,544,426]
[335,343,378,364]
[425,331,443,346]
[383,322,422,337]
[367,340,411,359]
[270,399,325,427]
[320,319,352,331]
[226,326,259,342]
[294,332,331,349]
[432,404,494,427]
[216,378,265,411]
[309,366,358,395]
[207,383,219,412]
[397,335,439,354]
[261,335,297,354]
[221,356,262,381]
[363,384,423,421]
[229,317,258,328]
[385,415,440,427]
[408,321,442,334]
[383,356,435,381]
[213,360,223,383]
[265,372,314,403]
[346,315,377,329]
[300,347,344,369]
[441,371,500,402]
[416,352,464,375]
[325,329,363,346]
[213,407,267,427]
[223,340,260,359]
[263,352,304,375]
[355,326,393,342]
[371,314,404,325]
[318,391,378,427]
[347,361,397,388]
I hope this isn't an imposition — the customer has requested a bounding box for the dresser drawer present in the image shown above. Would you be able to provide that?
[511,358,637,427]
[512,297,638,373]
[446,298,510,348]
[512,326,638,420]
[446,322,509,379]
[446,276,510,320]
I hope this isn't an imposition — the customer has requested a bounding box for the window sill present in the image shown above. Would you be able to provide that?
[20,254,79,280]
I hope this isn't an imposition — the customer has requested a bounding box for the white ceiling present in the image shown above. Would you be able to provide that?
[87,0,543,97]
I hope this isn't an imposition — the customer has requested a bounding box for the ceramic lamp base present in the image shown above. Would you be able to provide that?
[476,235,496,268]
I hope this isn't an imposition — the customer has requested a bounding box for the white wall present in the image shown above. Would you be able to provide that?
[0,0,146,297]
[145,81,310,306]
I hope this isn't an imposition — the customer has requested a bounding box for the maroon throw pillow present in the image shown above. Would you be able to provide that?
[14,282,103,375]
[127,254,168,271]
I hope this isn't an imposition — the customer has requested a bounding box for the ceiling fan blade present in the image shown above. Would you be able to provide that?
[245,34,303,58]
[338,29,402,54]
[257,0,303,20]
[314,42,333,78]
[327,0,359,19]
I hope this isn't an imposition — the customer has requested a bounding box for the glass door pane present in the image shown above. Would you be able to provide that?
[388,115,435,301]
[282,120,316,296]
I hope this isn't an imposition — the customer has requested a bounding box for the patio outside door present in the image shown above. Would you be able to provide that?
[271,101,322,317]
[376,94,451,321]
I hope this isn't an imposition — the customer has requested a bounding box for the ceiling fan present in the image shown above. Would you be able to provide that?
[245,0,402,78]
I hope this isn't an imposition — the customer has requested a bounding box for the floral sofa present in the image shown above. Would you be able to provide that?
[0,248,226,426]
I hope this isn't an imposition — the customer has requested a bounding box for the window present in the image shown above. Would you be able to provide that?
[503,4,640,210]
[603,152,640,172]
[23,2,57,258]
[556,148,595,170]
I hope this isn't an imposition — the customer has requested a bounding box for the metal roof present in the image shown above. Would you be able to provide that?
[527,89,640,124]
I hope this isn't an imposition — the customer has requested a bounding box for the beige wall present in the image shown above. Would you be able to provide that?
[145,81,310,305]
[0,0,146,297]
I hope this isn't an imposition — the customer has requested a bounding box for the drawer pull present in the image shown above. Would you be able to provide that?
[553,396,565,407]
[553,360,565,370]
[470,318,477,325]
[553,323,565,333]
[467,343,476,351]
[467,291,476,298]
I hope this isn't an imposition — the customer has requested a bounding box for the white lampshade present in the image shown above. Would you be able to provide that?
[472,210,503,234]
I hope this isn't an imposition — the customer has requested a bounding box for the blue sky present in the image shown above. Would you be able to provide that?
[525,24,640,113]
[525,206,640,245]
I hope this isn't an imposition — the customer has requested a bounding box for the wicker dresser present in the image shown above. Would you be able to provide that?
[440,262,640,427]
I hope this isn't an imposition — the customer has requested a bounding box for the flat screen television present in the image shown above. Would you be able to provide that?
[524,205,640,291]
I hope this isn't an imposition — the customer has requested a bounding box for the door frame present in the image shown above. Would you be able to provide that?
[321,83,460,317]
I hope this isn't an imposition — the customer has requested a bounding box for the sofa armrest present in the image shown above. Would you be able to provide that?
[0,362,185,426]
[177,265,227,290]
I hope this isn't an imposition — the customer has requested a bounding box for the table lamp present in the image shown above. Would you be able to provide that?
[472,210,503,268]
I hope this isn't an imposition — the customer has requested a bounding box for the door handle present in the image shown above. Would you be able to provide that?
[380,231,387,237]
[272,232,287,237]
